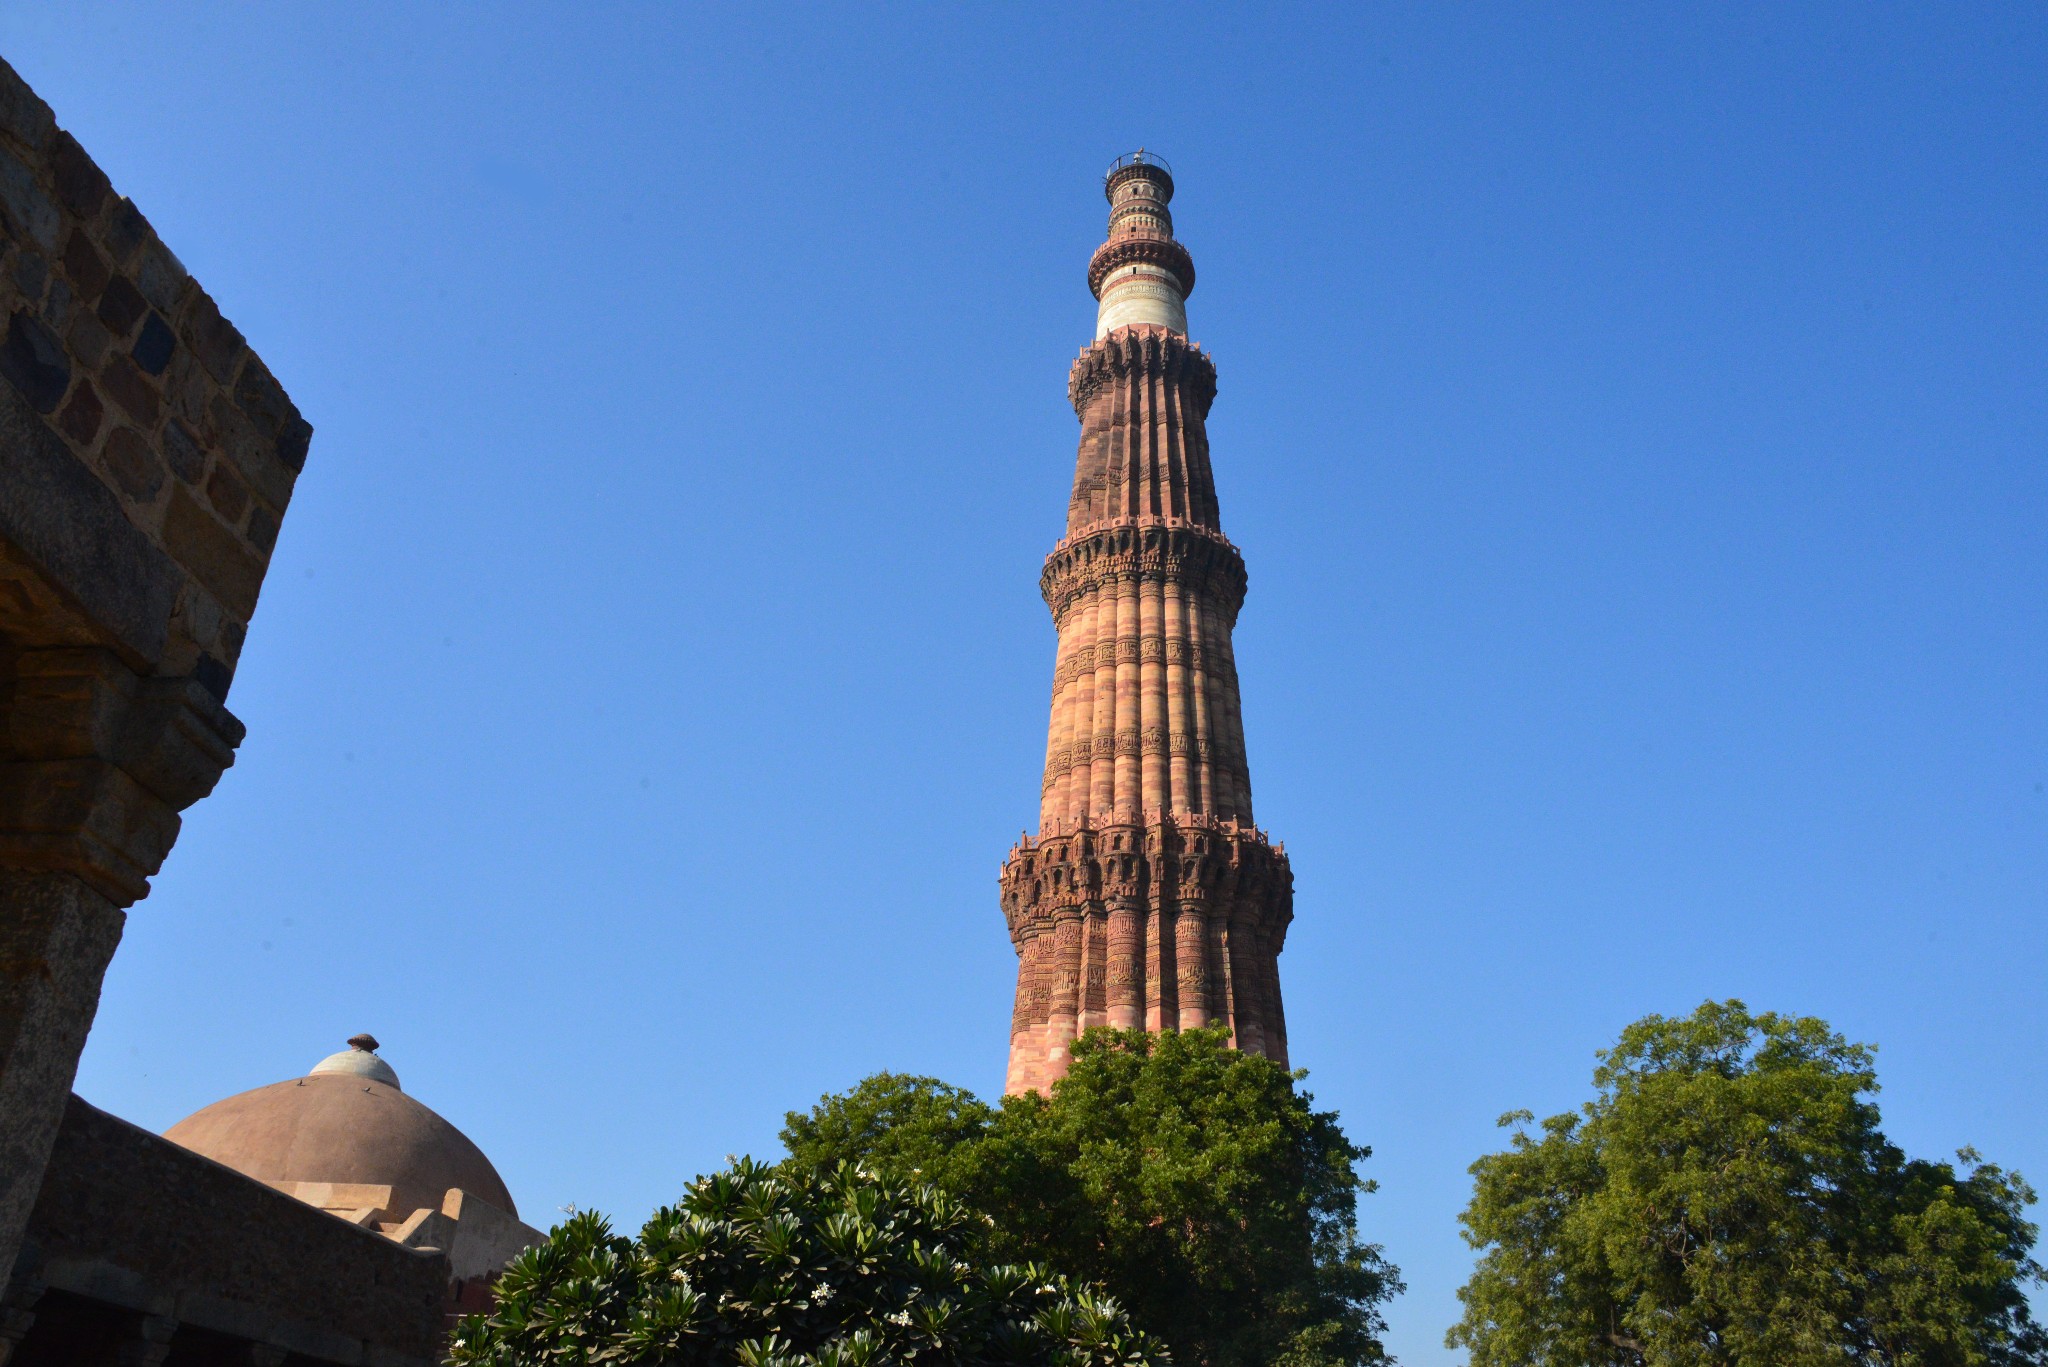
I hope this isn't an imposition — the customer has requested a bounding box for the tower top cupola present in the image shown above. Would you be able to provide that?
[1088,150,1196,339]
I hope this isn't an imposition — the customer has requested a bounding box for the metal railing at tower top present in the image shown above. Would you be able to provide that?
[1106,149,1174,180]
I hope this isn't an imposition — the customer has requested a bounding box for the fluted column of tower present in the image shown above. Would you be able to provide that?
[1001,154,1293,1096]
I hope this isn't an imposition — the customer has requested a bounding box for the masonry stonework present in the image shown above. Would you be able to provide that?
[0,53,310,1287]
[1002,156,1293,1095]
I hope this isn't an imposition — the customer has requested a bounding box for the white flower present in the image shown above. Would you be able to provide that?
[813,1284,837,1303]
[886,1310,914,1327]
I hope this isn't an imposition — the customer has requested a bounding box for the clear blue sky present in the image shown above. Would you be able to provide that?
[6,5,2044,1360]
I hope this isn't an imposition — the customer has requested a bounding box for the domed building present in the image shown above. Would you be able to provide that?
[166,1035,542,1287]
[5,1035,543,1367]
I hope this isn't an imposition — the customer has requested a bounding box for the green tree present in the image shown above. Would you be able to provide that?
[448,1157,1167,1367]
[781,1027,1400,1367]
[1448,1000,2045,1367]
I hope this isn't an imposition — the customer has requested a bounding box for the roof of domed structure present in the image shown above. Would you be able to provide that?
[164,1038,516,1220]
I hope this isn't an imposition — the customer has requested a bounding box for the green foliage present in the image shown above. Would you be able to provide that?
[1448,1000,2047,1367]
[448,1158,1168,1367]
[781,1027,1401,1367]
[771,1073,1021,1211]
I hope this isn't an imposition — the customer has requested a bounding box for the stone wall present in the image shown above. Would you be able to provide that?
[6,1096,448,1366]
[0,55,309,1276]
[0,57,306,690]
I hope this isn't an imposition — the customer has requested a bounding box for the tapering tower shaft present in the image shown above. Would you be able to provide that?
[1001,156,1292,1096]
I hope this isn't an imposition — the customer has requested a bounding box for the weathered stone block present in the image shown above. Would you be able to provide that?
[0,309,68,414]
[118,674,243,808]
[95,273,145,338]
[211,395,295,507]
[101,426,164,504]
[8,247,47,304]
[60,228,109,302]
[161,350,210,429]
[0,652,136,760]
[130,312,174,376]
[134,241,184,314]
[169,581,223,657]
[0,61,55,153]
[203,460,247,524]
[177,287,243,385]
[162,486,261,619]
[0,149,59,253]
[45,135,109,224]
[244,503,279,554]
[231,356,294,439]
[100,198,147,267]
[159,417,204,484]
[276,415,311,473]
[194,649,232,699]
[97,353,158,427]
[0,378,179,664]
[54,378,102,446]
[0,756,181,900]
[0,648,243,863]
[40,274,72,333]
[65,308,111,369]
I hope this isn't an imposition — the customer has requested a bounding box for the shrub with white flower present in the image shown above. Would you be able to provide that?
[447,1158,1166,1367]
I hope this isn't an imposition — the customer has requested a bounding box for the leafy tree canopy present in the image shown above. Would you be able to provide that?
[449,1158,1168,1367]
[781,1027,1400,1367]
[1448,999,2045,1367]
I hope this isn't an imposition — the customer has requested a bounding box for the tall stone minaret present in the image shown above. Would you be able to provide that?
[1001,153,1292,1095]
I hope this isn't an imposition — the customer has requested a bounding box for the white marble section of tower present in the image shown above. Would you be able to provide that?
[1091,153,1193,338]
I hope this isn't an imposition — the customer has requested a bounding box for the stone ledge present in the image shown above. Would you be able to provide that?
[0,54,311,697]
[0,649,243,904]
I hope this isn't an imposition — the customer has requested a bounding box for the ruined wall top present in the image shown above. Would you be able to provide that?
[0,56,310,701]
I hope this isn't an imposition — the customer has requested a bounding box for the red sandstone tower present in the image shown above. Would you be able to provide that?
[1001,153,1292,1095]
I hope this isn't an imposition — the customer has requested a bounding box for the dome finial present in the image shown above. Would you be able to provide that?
[310,1035,401,1089]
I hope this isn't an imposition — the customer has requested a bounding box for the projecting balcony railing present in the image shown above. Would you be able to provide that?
[1008,809,1279,854]
[1106,149,1174,180]
[1048,515,1239,555]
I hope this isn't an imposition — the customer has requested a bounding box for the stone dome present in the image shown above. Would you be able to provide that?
[164,1038,517,1220]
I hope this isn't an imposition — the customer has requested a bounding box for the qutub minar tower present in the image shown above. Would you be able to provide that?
[1001,153,1292,1095]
